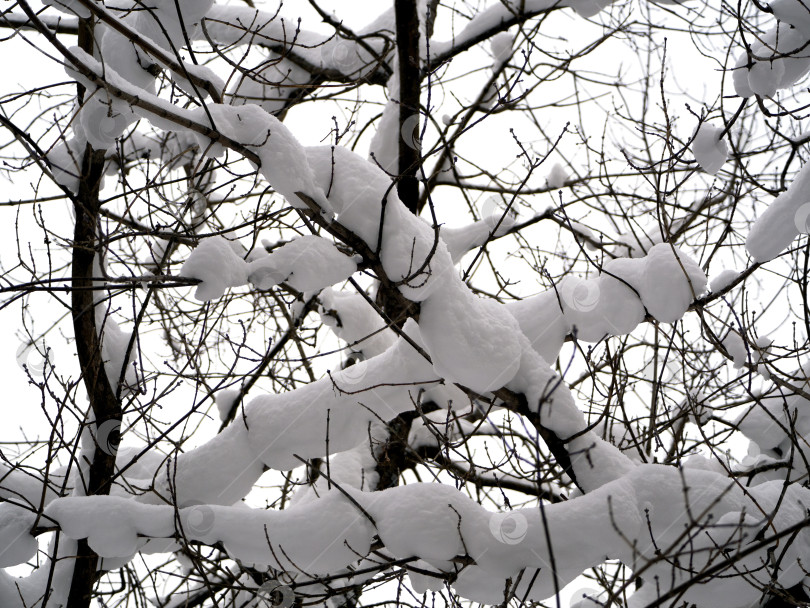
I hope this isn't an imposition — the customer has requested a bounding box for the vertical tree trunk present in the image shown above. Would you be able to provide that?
[395,0,421,214]
[65,20,122,603]
[66,143,122,607]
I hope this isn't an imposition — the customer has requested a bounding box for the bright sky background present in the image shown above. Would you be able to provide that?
[0,2,743,604]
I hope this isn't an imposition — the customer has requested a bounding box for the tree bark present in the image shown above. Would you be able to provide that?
[66,143,122,608]
[65,20,123,597]
[395,0,421,213]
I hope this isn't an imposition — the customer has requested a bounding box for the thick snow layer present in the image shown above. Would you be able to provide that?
[228,53,310,115]
[46,491,374,574]
[419,277,524,393]
[640,243,707,322]
[748,60,786,97]
[121,0,213,63]
[0,504,37,567]
[508,347,578,434]
[508,344,635,491]
[733,22,810,99]
[2,534,80,608]
[380,207,455,301]
[31,458,810,608]
[247,235,356,292]
[0,463,60,506]
[291,435,382,504]
[96,28,154,94]
[747,161,810,262]
[734,367,810,465]
[773,0,810,33]
[307,145,529,392]
[96,313,140,393]
[710,268,740,292]
[306,145,398,249]
[547,162,569,188]
[65,45,196,149]
[692,123,727,175]
[368,64,402,176]
[180,236,249,301]
[240,322,437,470]
[46,496,173,558]
[60,0,217,152]
[508,244,706,361]
[441,207,516,263]
[42,0,90,17]
[200,492,375,573]
[202,4,394,80]
[506,291,569,362]
[319,288,396,358]
[47,134,87,193]
[183,235,355,300]
[303,145,450,297]
[430,0,616,59]
[147,422,265,508]
[490,32,513,67]
[66,45,534,398]
[215,388,239,422]
[592,258,646,333]
[113,445,167,483]
[190,104,332,215]
[79,92,138,150]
